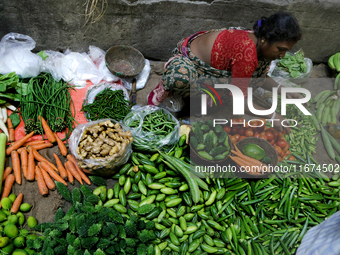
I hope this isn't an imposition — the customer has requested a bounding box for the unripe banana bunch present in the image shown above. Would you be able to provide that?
[314,90,340,126]
[328,53,340,89]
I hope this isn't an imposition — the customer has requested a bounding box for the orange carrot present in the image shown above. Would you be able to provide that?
[11,150,21,185]
[28,146,58,172]
[2,167,12,182]
[54,133,68,156]
[53,153,67,180]
[234,144,242,154]
[0,174,15,200]
[38,116,56,143]
[66,154,90,183]
[17,147,25,154]
[38,164,56,191]
[72,162,91,185]
[19,148,28,178]
[26,149,35,181]
[23,140,45,146]
[40,161,67,186]
[231,150,262,166]
[7,118,15,143]
[35,165,50,194]
[6,131,35,155]
[65,164,74,184]
[67,158,91,185]
[65,161,83,185]
[31,143,53,150]
[230,156,262,175]
[10,192,23,213]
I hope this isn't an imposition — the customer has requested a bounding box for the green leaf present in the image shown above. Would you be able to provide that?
[0,83,6,92]
[0,72,16,81]
[15,82,32,96]
[0,93,21,101]
[38,51,49,60]
[9,112,21,129]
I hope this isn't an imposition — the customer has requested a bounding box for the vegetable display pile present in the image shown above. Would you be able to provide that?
[76,120,133,171]
[190,120,231,161]
[277,49,308,78]
[0,192,38,255]
[124,108,179,152]
[81,88,132,121]
[27,183,159,255]
[20,72,76,137]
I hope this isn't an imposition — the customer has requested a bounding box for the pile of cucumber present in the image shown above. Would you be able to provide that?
[190,120,230,161]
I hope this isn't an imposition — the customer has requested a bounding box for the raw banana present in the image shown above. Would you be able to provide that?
[317,103,326,122]
[330,106,337,123]
[335,73,340,90]
[321,103,331,126]
[316,91,335,109]
[314,90,331,102]
[335,52,340,72]
[329,54,336,70]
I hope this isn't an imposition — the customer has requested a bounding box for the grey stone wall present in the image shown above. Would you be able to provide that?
[0,0,339,63]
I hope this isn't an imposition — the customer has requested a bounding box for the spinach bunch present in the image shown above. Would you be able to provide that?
[277,49,308,78]
[0,72,31,104]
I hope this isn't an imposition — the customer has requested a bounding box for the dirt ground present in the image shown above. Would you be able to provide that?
[10,61,339,226]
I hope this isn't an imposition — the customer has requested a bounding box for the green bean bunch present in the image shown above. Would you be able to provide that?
[20,73,76,137]
[81,88,132,121]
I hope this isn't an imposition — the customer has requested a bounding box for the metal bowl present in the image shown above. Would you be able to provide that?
[105,45,145,78]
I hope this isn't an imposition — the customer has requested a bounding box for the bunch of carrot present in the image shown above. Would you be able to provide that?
[230,145,269,175]
[1,116,91,200]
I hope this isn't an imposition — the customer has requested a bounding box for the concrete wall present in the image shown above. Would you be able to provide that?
[0,0,339,63]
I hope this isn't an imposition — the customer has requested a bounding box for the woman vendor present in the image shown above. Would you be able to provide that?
[147,12,305,132]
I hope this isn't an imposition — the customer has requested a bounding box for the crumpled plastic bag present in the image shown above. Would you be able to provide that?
[68,118,133,176]
[121,59,151,90]
[82,82,130,121]
[41,48,104,88]
[0,33,42,78]
[123,105,180,152]
[88,45,120,83]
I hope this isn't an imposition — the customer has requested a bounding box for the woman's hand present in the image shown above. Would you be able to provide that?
[270,112,291,134]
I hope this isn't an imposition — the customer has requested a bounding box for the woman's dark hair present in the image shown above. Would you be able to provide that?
[253,12,301,44]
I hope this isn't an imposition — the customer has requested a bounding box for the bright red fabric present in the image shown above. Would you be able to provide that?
[211,29,258,97]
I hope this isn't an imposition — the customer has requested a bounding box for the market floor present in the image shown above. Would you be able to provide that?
[12,61,338,226]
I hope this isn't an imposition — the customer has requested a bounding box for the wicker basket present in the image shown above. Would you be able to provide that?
[105,45,145,78]
[235,137,279,176]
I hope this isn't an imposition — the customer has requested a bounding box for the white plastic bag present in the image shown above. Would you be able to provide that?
[61,50,103,87]
[88,45,120,82]
[123,105,180,152]
[69,119,133,176]
[121,59,151,90]
[40,50,64,82]
[41,49,103,87]
[0,33,42,78]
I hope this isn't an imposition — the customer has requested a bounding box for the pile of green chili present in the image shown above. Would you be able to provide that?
[20,73,76,137]
[81,88,132,121]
